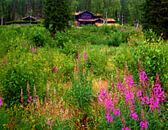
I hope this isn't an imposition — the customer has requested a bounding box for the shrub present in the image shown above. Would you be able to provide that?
[0,46,74,105]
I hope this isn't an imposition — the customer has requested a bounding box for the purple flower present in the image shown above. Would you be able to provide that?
[27,96,33,103]
[0,97,3,107]
[130,112,138,120]
[139,71,148,82]
[122,127,130,130]
[117,82,124,91]
[136,90,143,98]
[52,66,59,73]
[105,113,113,122]
[104,98,113,112]
[83,50,87,62]
[124,90,134,103]
[113,108,121,116]
[98,88,107,103]
[149,97,159,111]
[125,75,134,87]
[141,96,149,105]
[140,120,148,129]
[153,83,165,102]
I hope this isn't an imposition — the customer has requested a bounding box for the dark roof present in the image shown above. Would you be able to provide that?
[74,10,94,16]
[22,16,37,21]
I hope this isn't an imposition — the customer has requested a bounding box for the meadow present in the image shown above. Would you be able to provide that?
[0,25,167,129]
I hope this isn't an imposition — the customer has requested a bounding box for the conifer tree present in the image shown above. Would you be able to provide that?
[142,0,168,39]
[44,0,71,35]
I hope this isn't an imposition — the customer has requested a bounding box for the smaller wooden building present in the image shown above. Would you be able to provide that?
[22,16,37,21]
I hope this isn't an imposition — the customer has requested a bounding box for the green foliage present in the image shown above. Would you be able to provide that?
[44,0,71,34]
[65,61,93,112]
[142,0,168,39]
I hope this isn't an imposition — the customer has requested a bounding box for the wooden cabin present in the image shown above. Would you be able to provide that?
[74,11,104,26]
[22,16,37,21]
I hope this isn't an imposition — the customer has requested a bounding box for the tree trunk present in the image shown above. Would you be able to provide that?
[1,16,3,25]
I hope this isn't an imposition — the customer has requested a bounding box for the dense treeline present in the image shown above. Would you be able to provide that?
[0,0,145,25]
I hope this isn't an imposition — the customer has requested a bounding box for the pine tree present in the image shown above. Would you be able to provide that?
[44,0,71,35]
[142,0,168,39]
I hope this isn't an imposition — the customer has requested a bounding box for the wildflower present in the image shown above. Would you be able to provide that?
[52,66,59,73]
[124,75,134,87]
[124,90,134,103]
[31,47,37,54]
[130,112,138,120]
[149,97,159,111]
[153,82,165,102]
[28,96,33,103]
[140,120,148,130]
[113,108,121,116]
[83,49,87,62]
[136,90,143,98]
[122,127,130,130]
[141,96,150,105]
[117,82,124,91]
[139,70,148,82]
[104,97,113,112]
[105,113,113,122]
[98,88,107,103]
[0,97,3,107]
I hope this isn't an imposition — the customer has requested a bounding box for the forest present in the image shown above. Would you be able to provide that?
[0,0,145,25]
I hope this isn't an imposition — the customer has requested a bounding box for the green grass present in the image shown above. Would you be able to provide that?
[0,24,167,129]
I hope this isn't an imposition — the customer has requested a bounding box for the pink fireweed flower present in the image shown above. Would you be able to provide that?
[0,97,3,107]
[130,112,138,120]
[52,66,59,73]
[124,75,134,87]
[153,82,165,102]
[105,113,113,122]
[83,49,87,62]
[27,96,33,103]
[139,70,148,82]
[124,90,135,103]
[140,120,148,130]
[113,108,121,116]
[98,88,107,103]
[136,90,143,98]
[104,97,114,112]
[149,97,159,111]
[122,127,130,130]
[117,82,124,91]
[141,96,150,105]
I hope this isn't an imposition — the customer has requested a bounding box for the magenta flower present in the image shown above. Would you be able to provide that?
[124,90,134,103]
[149,97,159,111]
[130,112,138,120]
[105,113,113,122]
[153,83,165,102]
[122,127,130,130]
[113,108,121,116]
[117,82,124,91]
[141,96,150,105]
[98,88,107,103]
[136,90,143,98]
[140,120,148,129]
[0,97,3,107]
[104,98,113,112]
[27,96,33,103]
[139,70,148,82]
[125,75,134,87]
[83,50,87,62]
[52,66,59,73]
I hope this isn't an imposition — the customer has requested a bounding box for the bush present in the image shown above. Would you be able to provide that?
[0,46,74,105]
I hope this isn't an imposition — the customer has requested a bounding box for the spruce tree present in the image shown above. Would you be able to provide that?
[142,0,168,39]
[44,0,71,35]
